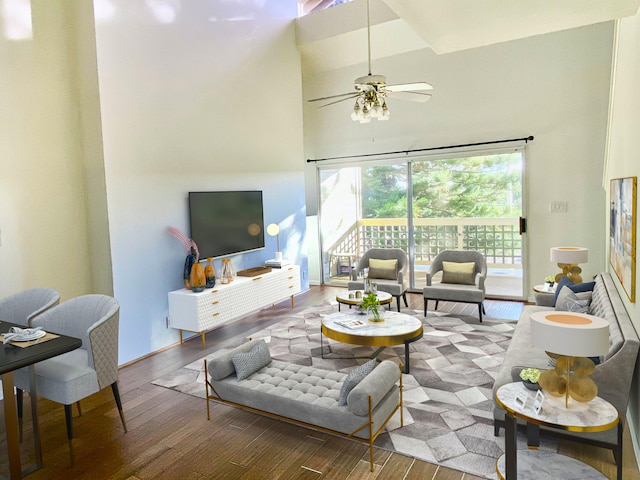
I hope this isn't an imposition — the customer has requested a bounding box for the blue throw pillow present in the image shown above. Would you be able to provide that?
[553,276,574,306]
[338,359,377,406]
[568,281,596,293]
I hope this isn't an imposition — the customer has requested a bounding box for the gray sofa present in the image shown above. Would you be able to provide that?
[204,339,402,471]
[492,272,639,478]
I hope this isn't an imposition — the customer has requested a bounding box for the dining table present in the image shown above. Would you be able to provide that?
[1,320,82,479]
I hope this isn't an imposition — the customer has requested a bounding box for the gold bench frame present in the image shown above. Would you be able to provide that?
[204,360,404,472]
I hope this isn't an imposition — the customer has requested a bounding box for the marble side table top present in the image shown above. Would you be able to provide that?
[495,381,619,432]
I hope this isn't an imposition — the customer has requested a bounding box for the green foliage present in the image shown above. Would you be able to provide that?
[360,153,522,219]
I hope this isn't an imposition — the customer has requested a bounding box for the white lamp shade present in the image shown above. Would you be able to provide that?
[530,311,609,357]
[550,247,588,264]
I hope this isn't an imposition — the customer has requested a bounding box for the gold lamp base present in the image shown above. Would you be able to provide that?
[538,355,597,407]
[554,263,583,284]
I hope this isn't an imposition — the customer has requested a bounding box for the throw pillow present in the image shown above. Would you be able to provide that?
[368,258,398,280]
[568,281,596,293]
[552,276,574,306]
[231,339,271,381]
[338,359,377,406]
[442,261,476,285]
[555,287,590,313]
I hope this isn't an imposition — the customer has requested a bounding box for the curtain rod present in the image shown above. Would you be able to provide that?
[306,135,534,163]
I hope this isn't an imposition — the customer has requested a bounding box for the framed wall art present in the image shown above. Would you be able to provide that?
[609,176,637,302]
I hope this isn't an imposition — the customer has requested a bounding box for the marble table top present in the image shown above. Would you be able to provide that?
[495,381,619,432]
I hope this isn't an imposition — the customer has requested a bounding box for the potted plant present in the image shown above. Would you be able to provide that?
[361,293,383,322]
[519,368,541,390]
[545,275,555,287]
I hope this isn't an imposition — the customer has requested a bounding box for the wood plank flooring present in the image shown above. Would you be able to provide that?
[1,286,637,479]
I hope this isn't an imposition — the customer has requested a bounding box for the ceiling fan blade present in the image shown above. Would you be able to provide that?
[308,92,357,103]
[386,82,434,93]
[387,91,433,103]
[318,94,360,108]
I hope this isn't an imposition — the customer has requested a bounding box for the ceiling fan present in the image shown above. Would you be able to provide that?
[308,0,433,123]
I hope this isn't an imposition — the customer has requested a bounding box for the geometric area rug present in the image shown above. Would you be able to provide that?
[152,301,557,479]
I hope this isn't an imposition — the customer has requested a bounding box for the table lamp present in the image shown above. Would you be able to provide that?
[267,223,283,262]
[550,247,588,284]
[531,311,609,407]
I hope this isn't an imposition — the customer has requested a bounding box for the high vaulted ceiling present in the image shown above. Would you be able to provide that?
[296,0,640,74]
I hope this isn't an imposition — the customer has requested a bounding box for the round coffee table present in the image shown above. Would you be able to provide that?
[336,290,393,312]
[321,311,423,373]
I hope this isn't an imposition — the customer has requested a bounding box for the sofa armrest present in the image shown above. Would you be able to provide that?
[347,360,399,416]
[535,293,555,307]
[207,339,264,381]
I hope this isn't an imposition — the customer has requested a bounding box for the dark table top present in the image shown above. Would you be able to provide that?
[0,321,82,375]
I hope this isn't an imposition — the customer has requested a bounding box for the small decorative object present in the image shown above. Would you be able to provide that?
[205,258,216,288]
[361,293,383,322]
[190,262,206,292]
[519,368,541,390]
[183,247,197,290]
[545,275,555,287]
[167,227,200,289]
[221,258,235,284]
[355,291,362,298]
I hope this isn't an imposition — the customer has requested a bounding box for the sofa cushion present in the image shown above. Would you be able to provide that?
[232,340,272,381]
[338,359,376,405]
[442,261,476,285]
[368,259,398,280]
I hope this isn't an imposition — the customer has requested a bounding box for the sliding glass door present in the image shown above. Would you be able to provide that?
[318,149,525,299]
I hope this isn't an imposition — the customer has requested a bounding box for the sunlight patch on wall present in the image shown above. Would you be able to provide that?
[146,0,180,24]
[2,0,32,40]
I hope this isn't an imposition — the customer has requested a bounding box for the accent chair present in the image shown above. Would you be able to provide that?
[423,249,487,321]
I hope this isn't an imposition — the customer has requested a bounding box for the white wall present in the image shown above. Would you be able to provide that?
[606,10,640,457]
[93,0,307,364]
[301,22,614,294]
[0,1,100,300]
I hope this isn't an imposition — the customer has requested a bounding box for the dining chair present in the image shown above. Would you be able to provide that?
[13,294,127,464]
[0,287,60,327]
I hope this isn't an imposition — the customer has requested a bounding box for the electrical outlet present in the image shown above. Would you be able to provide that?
[549,201,567,213]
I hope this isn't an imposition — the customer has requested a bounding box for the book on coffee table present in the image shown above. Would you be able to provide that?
[335,319,369,329]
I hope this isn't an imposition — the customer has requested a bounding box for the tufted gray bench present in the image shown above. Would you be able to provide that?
[204,339,402,471]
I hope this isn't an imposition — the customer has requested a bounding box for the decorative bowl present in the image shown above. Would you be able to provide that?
[522,379,540,391]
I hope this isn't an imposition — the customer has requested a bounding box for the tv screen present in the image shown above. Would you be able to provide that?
[188,191,265,259]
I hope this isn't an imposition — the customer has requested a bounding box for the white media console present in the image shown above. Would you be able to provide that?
[168,265,301,347]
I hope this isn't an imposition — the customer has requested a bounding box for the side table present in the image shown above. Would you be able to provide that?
[532,283,556,294]
[495,382,620,480]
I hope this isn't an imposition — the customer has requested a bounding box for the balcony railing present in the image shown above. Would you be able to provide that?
[327,217,522,271]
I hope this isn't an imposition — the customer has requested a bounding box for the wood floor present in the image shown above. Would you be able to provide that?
[1,286,638,479]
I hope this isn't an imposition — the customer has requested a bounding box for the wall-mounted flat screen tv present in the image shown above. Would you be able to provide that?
[188,190,265,259]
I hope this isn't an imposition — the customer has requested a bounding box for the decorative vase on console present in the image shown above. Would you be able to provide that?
[190,262,206,292]
[183,247,198,290]
[205,257,216,288]
[221,258,235,284]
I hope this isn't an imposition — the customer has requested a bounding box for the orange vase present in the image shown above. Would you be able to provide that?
[190,263,206,292]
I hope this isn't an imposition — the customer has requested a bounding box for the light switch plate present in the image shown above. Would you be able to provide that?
[550,201,567,213]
